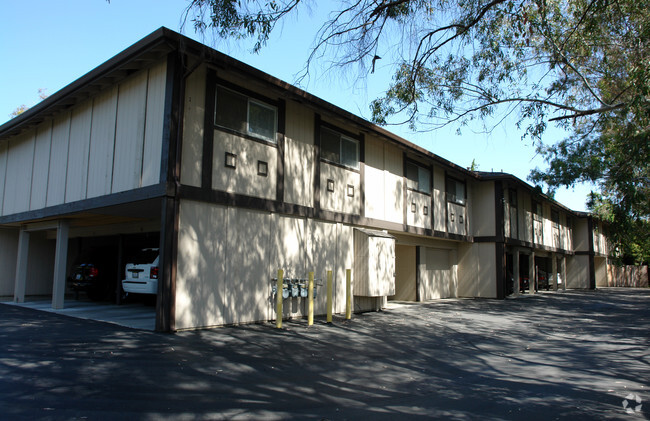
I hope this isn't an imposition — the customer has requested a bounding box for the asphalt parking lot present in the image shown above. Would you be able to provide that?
[1,288,648,420]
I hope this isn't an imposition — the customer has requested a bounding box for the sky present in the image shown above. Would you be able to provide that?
[0,0,593,211]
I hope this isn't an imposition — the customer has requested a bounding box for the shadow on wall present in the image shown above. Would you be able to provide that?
[175,201,353,329]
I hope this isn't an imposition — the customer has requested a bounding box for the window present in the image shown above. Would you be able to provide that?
[215,86,277,142]
[446,178,466,205]
[533,201,543,222]
[509,189,518,206]
[551,209,560,228]
[320,127,359,169]
[406,161,431,193]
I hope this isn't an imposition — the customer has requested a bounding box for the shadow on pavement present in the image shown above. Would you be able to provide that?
[1,288,648,420]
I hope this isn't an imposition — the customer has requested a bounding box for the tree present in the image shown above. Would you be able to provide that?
[184,0,649,262]
[10,88,49,118]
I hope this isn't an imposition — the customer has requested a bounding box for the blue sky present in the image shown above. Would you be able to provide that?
[0,0,593,211]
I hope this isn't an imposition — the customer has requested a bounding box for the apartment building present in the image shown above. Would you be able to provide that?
[0,28,607,332]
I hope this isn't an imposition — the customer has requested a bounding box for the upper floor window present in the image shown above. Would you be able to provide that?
[533,201,543,222]
[446,178,466,205]
[320,126,359,169]
[406,161,431,193]
[509,189,518,207]
[215,85,277,143]
[551,209,560,228]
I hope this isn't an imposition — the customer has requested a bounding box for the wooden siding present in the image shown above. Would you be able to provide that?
[320,162,361,215]
[180,63,205,188]
[284,100,314,207]
[364,135,403,224]
[212,131,278,200]
[30,123,52,210]
[47,113,71,207]
[175,199,354,329]
[1,61,168,217]
[112,71,148,193]
[0,140,7,214]
[3,132,34,215]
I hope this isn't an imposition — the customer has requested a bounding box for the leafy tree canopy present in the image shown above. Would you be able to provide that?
[185,0,649,263]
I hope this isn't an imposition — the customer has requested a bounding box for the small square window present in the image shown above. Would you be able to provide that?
[459,215,464,224]
[423,206,428,216]
[327,179,335,192]
[411,202,416,213]
[257,160,268,177]
[347,184,354,197]
[225,152,237,169]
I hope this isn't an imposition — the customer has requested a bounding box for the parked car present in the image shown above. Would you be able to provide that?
[122,248,159,295]
[68,247,118,301]
[538,270,550,290]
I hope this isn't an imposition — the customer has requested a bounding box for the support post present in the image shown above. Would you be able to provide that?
[513,250,520,297]
[552,253,558,291]
[52,220,69,310]
[326,270,333,323]
[562,256,567,291]
[308,272,314,326]
[529,252,535,294]
[345,268,352,320]
[276,269,283,328]
[13,228,29,304]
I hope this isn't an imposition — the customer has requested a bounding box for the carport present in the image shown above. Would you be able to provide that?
[2,198,162,330]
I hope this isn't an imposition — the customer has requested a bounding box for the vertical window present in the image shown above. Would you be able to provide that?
[533,201,543,221]
[446,178,466,205]
[215,85,277,143]
[406,161,431,193]
[320,126,359,169]
[551,209,560,228]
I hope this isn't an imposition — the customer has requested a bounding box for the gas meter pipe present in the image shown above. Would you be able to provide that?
[308,272,314,326]
[276,269,283,328]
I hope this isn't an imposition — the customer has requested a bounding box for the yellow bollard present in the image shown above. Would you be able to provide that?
[345,268,352,320]
[308,271,314,326]
[276,269,283,329]
[326,270,333,323]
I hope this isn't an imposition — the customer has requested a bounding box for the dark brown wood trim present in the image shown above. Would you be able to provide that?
[415,246,421,302]
[156,51,183,333]
[276,99,286,203]
[177,183,476,243]
[444,170,449,233]
[587,215,596,289]
[202,69,217,190]
[0,184,168,225]
[476,235,574,255]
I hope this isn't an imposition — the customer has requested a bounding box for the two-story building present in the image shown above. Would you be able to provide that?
[0,28,607,332]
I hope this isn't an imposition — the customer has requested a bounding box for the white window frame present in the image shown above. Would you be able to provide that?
[320,126,360,170]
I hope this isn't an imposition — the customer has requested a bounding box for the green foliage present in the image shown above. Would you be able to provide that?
[185,0,650,261]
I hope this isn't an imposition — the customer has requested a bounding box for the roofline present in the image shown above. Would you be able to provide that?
[0,27,476,179]
[477,171,591,217]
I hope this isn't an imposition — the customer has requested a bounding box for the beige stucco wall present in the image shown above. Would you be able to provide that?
[567,255,590,288]
[472,181,495,237]
[364,135,404,224]
[419,246,458,299]
[0,60,167,217]
[180,64,206,188]
[284,100,314,207]
[175,199,355,329]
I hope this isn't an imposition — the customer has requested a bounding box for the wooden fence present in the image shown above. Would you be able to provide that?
[607,265,649,287]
